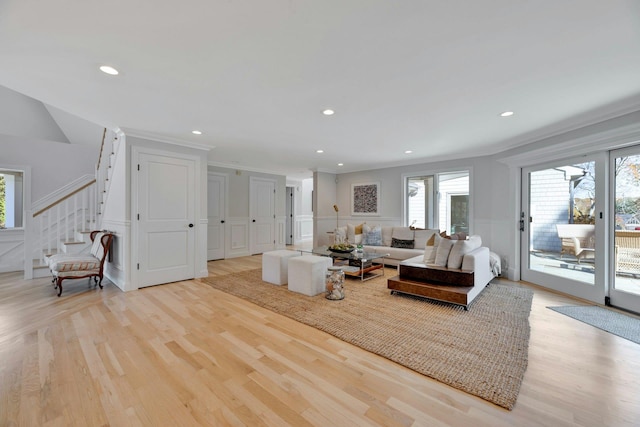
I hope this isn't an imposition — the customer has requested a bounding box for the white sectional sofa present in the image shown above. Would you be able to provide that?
[335,224,439,266]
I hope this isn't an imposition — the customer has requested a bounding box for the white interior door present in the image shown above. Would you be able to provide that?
[286,186,293,245]
[250,177,275,254]
[207,173,226,260]
[135,151,196,288]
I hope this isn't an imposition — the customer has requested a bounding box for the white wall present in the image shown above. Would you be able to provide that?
[313,171,338,247]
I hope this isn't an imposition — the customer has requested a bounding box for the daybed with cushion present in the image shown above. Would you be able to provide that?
[334,224,439,266]
[387,233,500,309]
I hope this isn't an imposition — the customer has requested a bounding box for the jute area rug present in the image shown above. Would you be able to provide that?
[202,268,533,410]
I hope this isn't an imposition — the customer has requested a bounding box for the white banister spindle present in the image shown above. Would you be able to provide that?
[56,204,61,254]
[40,215,45,262]
[82,189,86,232]
[63,199,68,243]
[73,193,78,237]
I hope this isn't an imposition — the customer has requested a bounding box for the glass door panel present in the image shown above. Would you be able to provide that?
[610,149,640,312]
[522,156,605,303]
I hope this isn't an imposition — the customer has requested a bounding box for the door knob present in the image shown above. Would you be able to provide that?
[252,219,256,222]
[221,220,225,223]
[188,223,194,228]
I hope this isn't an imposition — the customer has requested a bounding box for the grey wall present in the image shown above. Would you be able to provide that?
[207,165,286,217]
[1,134,97,203]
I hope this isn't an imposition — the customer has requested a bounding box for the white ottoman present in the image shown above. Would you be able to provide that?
[288,255,333,296]
[262,250,301,285]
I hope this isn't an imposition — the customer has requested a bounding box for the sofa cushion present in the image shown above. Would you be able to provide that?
[391,237,414,249]
[447,235,482,269]
[392,227,414,241]
[380,247,424,261]
[434,238,455,267]
[381,226,393,247]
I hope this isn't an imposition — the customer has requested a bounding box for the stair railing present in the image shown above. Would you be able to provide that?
[25,127,120,279]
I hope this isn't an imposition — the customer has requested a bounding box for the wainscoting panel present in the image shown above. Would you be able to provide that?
[294,215,313,245]
[0,229,24,273]
[227,218,250,258]
[276,216,286,249]
[100,219,129,291]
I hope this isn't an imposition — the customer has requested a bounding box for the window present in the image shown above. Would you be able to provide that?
[0,170,24,229]
[405,170,469,233]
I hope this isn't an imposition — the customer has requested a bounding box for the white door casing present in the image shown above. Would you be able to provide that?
[133,149,197,288]
[250,177,276,254]
[207,173,226,260]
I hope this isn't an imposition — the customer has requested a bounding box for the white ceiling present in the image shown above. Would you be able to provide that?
[1,1,640,180]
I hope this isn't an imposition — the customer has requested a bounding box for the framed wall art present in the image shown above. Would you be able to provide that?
[351,182,380,216]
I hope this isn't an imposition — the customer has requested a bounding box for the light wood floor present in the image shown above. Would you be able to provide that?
[1,254,639,426]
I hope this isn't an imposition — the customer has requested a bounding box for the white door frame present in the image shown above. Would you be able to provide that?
[131,146,201,289]
[608,145,640,312]
[520,154,607,304]
[249,176,276,254]
[207,171,228,260]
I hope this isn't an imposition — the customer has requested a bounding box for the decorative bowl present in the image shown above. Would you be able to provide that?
[329,246,355,253]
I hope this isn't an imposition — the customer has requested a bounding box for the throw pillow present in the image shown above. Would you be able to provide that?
[434,238,455,267]
[423,246,436,264]
[90,232,106,260]
[347,223,364,244]
[391,238,414,249]
[413,229,437,249]
[447,235,482,269]
[364,225,383,246]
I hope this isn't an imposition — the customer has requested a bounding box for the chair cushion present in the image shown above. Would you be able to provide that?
[48,254,101,273]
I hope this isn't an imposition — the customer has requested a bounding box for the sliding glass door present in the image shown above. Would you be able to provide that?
[609,147,640,312]
[521,155,606,303]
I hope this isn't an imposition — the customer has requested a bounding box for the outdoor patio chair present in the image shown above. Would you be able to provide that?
[556,224,595,264]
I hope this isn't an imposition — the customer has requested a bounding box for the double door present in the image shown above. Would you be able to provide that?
[521,148,640,313]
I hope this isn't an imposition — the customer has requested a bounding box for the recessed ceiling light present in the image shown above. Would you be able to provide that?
[500,111,514,117]
[404,150,413,154]
[192,130,202,135]
[99,65,119,75]
[316,149,324,153]
[322,109,335,116]
[338,163,344,166]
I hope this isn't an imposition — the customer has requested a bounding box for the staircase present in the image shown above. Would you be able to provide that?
[27,128,121,278]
